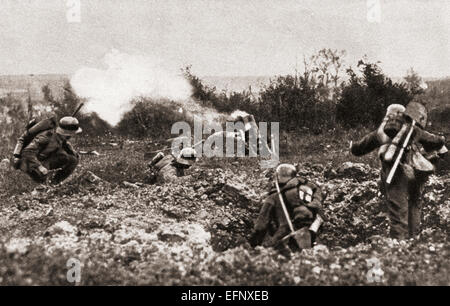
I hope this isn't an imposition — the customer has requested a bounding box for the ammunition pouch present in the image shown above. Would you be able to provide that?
[411,151,435,174]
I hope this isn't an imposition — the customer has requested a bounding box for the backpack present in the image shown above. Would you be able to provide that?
[13,116,58,157]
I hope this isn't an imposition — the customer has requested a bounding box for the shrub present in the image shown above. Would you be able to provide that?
[0,94,28,154]
[116,97,193,139]
[336,60,413,128]
[43,82,111,137]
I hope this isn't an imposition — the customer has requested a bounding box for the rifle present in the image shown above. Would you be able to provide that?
[72,103,84,117]
[276,174,314,249]
[271,135,321,249]
[386,120,416,184]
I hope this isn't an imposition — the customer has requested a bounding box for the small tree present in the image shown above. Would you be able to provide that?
[41,83,111,137]
[404,67,425,96]
[182,65,219,108]
[336,59,413,128]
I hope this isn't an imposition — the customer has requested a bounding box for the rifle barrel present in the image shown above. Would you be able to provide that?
[72,103,84,117]
[275,176,295,233]
[386,120,416,184]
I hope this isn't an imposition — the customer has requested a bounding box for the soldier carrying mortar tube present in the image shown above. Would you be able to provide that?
[350,101,447,239]
[15,116,82,185]
[12,103,84,186]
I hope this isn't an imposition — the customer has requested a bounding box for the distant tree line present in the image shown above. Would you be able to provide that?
[41,82,111,137]
[4,48,446,145]
[184,50,426,133]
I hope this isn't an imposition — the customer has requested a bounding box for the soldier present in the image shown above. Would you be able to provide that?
[229,112,271,157]
[249,163,325,251]
[351,102,447,239]
[18,116,82,185]
[147,147,197,184]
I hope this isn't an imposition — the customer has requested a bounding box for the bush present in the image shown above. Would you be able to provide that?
[256,75,336,133]
[336,60,413,128]
[184,68,337,134]
[43,82,112,137]
[116,97,193,139]
[0,94,28,155]
[430,105,450,133]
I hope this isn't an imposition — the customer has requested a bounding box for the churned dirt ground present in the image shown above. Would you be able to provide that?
[0,135,448,285]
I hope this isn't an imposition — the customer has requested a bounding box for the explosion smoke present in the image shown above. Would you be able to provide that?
[229,110,250,120]
[70,49,193,126]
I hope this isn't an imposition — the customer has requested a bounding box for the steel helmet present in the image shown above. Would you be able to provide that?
[383,104,406,138]
[56,116,82,136]
[275,163,297,184]
[229,111,256,132]
[176,147,197,167]
[386,104,406,117]
[405,101,428,128]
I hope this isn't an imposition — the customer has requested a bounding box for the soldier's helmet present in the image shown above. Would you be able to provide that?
[56,117,82,136]
[383,104,406,138]
[404,101,428,128]
[275,163,297,184]
[229,111,254,132]
[176,147,197,167]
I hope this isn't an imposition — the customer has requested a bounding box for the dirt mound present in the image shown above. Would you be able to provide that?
[0,155,448,285]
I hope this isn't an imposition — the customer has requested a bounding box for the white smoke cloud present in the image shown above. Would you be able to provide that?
[229,110,250,120]
[70,49,192,126]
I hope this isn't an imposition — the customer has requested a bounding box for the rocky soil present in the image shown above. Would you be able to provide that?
[0,144,448,285]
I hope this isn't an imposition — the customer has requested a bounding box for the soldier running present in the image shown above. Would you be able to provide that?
[351,102,447,239]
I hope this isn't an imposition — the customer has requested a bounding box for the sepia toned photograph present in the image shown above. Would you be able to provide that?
[0,0,448,291]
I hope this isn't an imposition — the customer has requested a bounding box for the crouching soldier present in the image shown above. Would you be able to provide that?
[17,116,82,185]
[147,147,197,184]
[249,163,325,251]
[351,102,447,239]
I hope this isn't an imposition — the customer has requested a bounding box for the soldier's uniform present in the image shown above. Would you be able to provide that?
[351,103,446,239]
[148,147,197,184]
[19,118,81,185]
[250,175,324,249]
[153,154,188,183]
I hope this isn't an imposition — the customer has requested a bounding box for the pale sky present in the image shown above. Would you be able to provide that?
[0,0,449,78]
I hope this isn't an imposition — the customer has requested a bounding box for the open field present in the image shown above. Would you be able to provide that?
[0,131,448,285]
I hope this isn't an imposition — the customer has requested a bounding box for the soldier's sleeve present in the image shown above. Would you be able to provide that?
[415,128,446,152]
[63,141,79,158]
[21,132,50,157]
[350,130,381,156]
[249,197,275,247]
[21,132,51,169]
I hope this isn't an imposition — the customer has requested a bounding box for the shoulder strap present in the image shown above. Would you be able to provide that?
[268,177,305,195]
[20,117,57,152]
